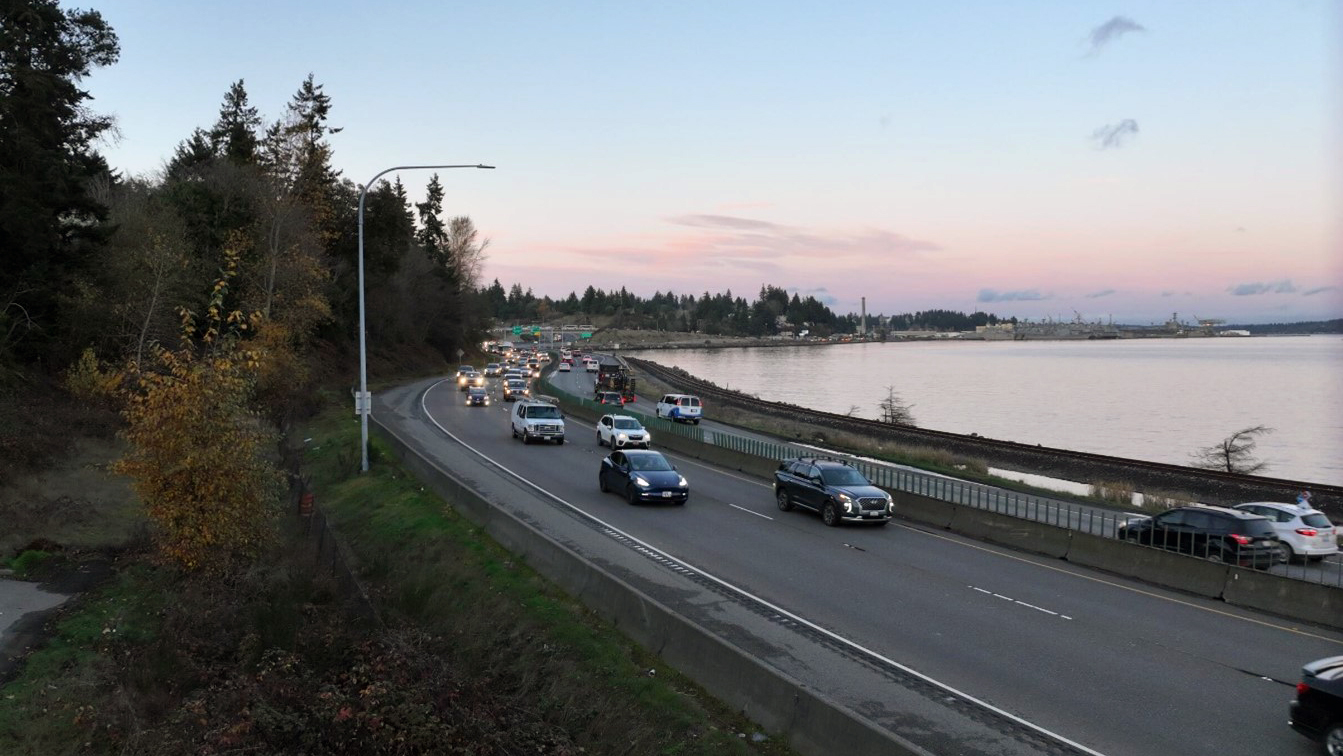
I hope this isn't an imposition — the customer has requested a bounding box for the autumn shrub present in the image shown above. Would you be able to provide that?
[1091,480,1136,505]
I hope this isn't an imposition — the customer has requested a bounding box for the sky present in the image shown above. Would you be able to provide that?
[79,1,1342,325]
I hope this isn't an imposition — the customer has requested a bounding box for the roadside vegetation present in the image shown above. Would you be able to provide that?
[0,399,793,756]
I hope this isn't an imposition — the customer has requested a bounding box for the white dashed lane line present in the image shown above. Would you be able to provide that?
[970,586,1074,621]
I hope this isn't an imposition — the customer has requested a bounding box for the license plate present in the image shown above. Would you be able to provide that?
[662,491,673,498]
[865,512,880,518]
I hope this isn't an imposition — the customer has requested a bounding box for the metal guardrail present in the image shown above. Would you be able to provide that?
[542,378,1343,589]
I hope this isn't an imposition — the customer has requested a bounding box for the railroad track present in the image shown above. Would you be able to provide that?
[626,356,1343,510]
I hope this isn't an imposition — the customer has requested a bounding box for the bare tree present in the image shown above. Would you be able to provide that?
[878,386,916,426]
[1190,425,1272,474]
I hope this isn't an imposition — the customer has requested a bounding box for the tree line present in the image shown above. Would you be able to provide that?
[482,282,1012,337]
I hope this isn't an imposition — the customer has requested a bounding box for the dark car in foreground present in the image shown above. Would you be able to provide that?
[773,456,893,526]
[598,449,688,505]
[466,386,489,406]
[1290,655,1343,754]
[1116,505,1281,568]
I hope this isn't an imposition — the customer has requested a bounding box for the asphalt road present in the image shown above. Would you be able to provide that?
[385,368,1341,756]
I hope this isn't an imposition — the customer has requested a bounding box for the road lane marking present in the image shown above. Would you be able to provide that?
[730,503,773,520]
[901,524,1342,644]
[414,381,1108,756]
[970,586,1073,620]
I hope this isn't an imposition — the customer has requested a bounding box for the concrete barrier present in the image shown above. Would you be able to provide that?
[949,506,1072,559]
[1222,568,1343,629]
[893,492,956,529]
[1067,533,1228,599]
[371,417,925,756]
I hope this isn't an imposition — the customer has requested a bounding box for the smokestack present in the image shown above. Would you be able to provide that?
[861,297,867,335]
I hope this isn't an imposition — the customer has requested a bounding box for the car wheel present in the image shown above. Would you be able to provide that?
[692,419,700,425]
[776,489,794,512]
[1277,542,1295,564]
[1325,723,1343,756]
[597,432,604,447]
[511,426,518,439]
[822,501,840,527]
[599,474,609,493]
[626,485,639,506]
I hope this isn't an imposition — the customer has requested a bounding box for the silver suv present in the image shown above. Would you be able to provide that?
[510,400,566,445]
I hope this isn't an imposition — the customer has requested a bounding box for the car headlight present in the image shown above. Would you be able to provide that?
[677,475,688,487]
[837,493,853,504]
[634,476,650,488]
[843,501,853,513]
[617,433,628,442]
[644,431,652,443]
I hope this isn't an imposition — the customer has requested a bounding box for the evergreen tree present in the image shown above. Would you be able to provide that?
[415,174,447,266]
[0,0,119,364]
[210,79,261,165]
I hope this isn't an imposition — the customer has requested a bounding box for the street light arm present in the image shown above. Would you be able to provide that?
[356,162,495,473]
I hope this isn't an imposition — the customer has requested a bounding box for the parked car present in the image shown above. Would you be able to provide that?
[655,393,702,424]
[1290,655,1343,754]
[502,378,529,401]
[466,386,489,406]
[773,456,894,526]
[510,399,565,444]
[596,390,624,406]
[1233,502,1338,563]
[598,449,688,505]
[597,414,651,449]
[1117,505,1281,568]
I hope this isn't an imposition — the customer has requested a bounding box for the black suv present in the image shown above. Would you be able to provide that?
[1116,505,1281,568]
[773,457,893,526]
[1290,656,1343,754]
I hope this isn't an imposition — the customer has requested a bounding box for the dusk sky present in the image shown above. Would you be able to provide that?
[83,1,1341,325]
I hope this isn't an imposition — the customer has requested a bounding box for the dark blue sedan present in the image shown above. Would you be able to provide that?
[598,449,688,505]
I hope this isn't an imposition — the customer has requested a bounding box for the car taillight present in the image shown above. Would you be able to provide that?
[1228,534,1251,545]
[1295,528,1319,536]
[1297,682,1310,696]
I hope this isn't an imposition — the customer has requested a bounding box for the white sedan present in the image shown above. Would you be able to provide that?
[596,414,652,449]
[557,361,571,372]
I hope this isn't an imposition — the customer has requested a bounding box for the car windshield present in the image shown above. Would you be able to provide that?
[821,468,869,486]
[469,388,485,395]
[628,454,672,472]
[507,380,525,387]
[614,418,641,430]
[527,405,561,419]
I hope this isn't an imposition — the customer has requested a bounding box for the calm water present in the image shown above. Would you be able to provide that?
[625,335,1343,486]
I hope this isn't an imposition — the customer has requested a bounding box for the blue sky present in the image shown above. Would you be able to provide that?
[82,1,1341,324]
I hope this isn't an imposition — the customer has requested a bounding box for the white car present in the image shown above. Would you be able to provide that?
[557,361,571,372]
[584,359,599,373]
[1233,502,1338,563]
[596,414,651,449]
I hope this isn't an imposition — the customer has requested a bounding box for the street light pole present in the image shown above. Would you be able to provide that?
[358,163,495,472]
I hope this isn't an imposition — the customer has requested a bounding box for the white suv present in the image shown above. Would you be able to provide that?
[1234,502,1338,563]
[510,400,566,444]
[597,414,651,449]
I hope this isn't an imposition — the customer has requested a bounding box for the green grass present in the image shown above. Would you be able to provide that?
[301,409,793,755]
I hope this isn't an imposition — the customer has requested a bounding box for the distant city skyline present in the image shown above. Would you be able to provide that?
[84,1,1341,325]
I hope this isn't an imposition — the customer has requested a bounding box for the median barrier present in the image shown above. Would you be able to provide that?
[1066,533,1228,598]
[1221,568,1343,629]
[948,506,1072,559]
[892,492,956,529]
[371,415,924,756]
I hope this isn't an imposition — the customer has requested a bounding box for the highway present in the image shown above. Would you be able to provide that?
[377,365,1343,756]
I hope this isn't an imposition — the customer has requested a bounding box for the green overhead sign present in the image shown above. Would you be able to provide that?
[512,325,521,335]
[581,332,592,338]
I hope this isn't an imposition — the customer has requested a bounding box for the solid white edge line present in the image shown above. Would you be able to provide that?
[415,379,1110,756]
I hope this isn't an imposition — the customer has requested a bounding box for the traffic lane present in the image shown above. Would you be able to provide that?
[557,365,1343,584]
[425,385,1336,756]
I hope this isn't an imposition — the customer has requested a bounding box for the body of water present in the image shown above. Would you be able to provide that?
[626,335,1343,486]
